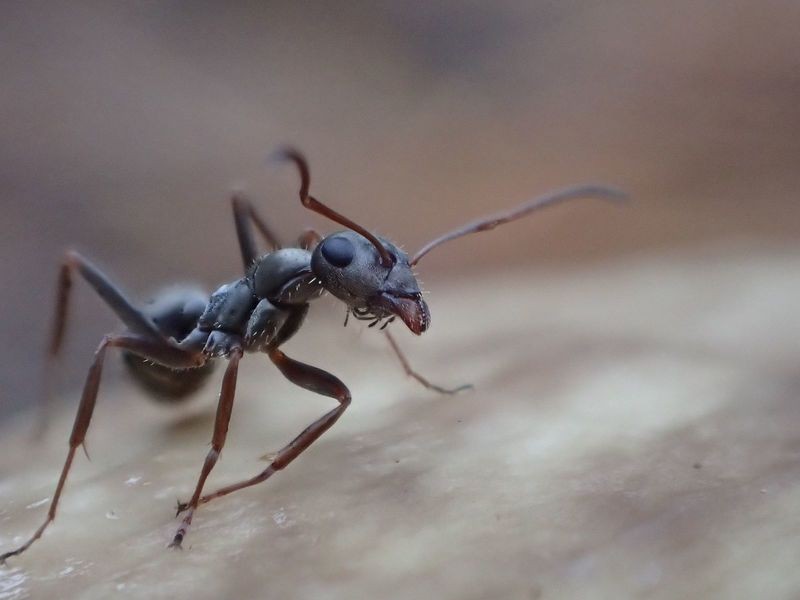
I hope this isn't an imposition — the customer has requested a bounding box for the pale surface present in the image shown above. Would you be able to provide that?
[1,244,799,600]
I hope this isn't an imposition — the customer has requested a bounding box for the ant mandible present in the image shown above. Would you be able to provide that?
[1,148,625,560]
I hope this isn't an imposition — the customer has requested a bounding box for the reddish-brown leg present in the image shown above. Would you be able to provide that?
[384,330,472,394]
[231,194,282,270]
[37,250,165,436]
[182,348,351,509]
[169,348,242,548]
[2,334,204,564]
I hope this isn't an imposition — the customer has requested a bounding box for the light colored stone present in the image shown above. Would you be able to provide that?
[2,244,799,599]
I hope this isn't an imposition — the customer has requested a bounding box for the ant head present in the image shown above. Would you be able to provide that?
[277,146,625,335]
[311,231,429,335]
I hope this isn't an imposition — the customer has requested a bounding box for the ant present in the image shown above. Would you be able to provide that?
[0,148,625,560]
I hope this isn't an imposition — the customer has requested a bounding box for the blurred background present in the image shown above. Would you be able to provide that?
[1,0,798,418]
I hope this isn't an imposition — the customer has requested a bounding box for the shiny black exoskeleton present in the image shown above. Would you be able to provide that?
[1,147,625,562]
[123,231,429,403]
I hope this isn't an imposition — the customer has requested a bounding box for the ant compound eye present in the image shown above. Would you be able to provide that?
[320,236,355,268]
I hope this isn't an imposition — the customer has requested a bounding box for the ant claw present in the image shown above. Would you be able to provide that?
[0,549,20,566]
[175,500,189,517]
[430,381,473,395]
[168,537,184,550]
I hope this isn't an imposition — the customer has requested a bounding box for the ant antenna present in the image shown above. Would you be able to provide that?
[410,184,628,265]
[274,148,395,267]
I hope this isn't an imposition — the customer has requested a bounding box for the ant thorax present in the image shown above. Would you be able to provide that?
[188,249,324,356]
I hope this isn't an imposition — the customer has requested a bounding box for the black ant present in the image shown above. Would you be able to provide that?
[1,148,625,560]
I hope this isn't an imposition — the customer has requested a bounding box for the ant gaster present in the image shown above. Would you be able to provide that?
[1,149,625,560]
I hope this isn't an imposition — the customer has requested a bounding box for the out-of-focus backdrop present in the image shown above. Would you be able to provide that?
[1,0,798,416]
[3,4,800,599]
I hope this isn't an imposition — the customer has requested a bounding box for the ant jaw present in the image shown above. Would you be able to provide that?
[380,292,430,335]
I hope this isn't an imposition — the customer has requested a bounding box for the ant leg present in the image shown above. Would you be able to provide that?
[2,334,204,564]
[384,330,472,395]
[169,348,242,548]
[296,228,322,250]
[231,194,282,270]
[275,148,395,267]
[51,250,163,344]
[37,250,165,436]
[180,348,350,510]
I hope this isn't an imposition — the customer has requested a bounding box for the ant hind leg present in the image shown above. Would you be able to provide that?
[36,250,165,437]
[3,333,204,564]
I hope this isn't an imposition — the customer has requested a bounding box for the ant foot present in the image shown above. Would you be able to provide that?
[430,381,474,395]
[175,499,189,517]
[168,535,184,550]
[0,548,20,566]
[450,382,474,394]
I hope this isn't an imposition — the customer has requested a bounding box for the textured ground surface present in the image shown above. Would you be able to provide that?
[1,244,799,599]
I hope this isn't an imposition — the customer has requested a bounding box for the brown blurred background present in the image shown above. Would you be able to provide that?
[1,0,799,418]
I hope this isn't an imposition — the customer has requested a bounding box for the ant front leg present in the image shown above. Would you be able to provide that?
[170,345,242,549]
[1,334,204,564]
[179,348,350,510]
[384,330,472,395]
[231,194,282,270]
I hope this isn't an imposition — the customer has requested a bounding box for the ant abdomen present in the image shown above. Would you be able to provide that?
[122,287,216,402]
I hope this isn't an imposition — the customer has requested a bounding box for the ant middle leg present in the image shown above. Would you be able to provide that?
[178,348,350,511]
[170,346,242,548]
[2,333,205,564]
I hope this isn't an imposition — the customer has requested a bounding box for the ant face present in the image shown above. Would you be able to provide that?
[310,231,430,335]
